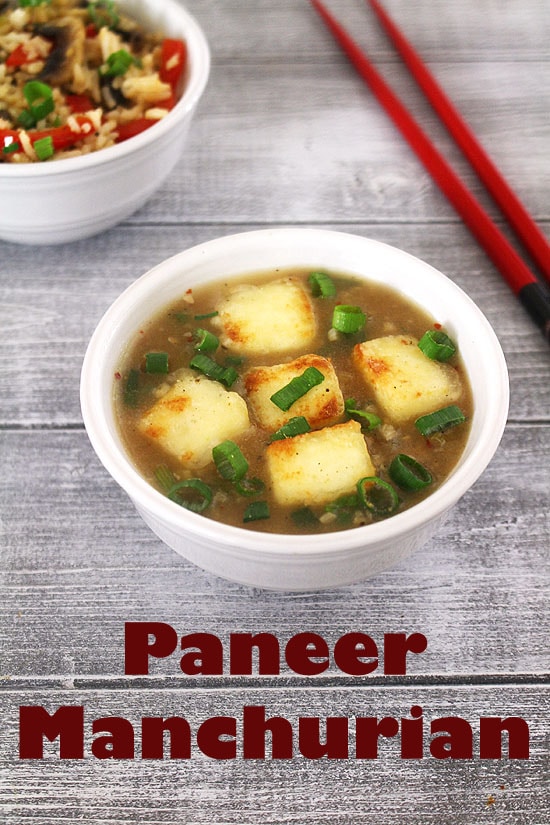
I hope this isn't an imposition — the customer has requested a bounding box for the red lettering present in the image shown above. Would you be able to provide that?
[401,705,424,759]
[383,633,428,675]
[285,633,329,675]
[229,633,280,675]
[197,717,237,759]
[299,717,349,758]
[141,717,191,759]
[180,632,223,675]
[355,716,399,758]
[430,717,473,759]
[19,705,84,759]
[479,717,530,759]
[91,717,134,759]
[242,706,293,759]
[333,633,378,675]
[124,622,178,675]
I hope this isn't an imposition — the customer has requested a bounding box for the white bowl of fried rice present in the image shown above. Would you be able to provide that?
[0,0,210,244]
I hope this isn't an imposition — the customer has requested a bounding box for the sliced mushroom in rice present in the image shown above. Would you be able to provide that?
[35,16,85,87]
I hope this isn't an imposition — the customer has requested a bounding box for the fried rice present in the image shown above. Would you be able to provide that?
[0,0,186,162]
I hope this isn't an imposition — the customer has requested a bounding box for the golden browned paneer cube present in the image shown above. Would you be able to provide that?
[266,419,376,507]
[353,335,462,423]
[213,277,316,355]
[244,353,345,431]
[138,370,250,469]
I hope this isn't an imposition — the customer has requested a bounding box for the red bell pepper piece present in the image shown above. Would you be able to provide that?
[159,38,187,91]
[65,94,95,113]
[5,43,32,68]
[114,118,156,142]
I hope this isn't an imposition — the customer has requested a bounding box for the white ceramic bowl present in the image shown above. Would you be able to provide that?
[80,228,509,590]
[0,0,210,245]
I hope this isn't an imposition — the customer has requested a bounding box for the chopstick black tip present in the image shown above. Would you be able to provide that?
[518,282,550,343]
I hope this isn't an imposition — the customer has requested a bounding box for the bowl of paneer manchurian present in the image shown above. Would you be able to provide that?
[80,228,509,590]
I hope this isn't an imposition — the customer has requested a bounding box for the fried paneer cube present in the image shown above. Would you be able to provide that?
[138,370,250,469]
[266,419,376,507]
[244,353,345,431]
[213,277,316,355]
[353,335,462,424]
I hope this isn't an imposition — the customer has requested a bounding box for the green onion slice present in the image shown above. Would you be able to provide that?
[154,464,177,493]
[344,398,381,431]
[189,354,238,387]
[145,352,169,374]
[17,109,35,129]
[357,477,399,516]
[194,311,219,320]
[389,454,433,491]
[100,49,136,77]
[243,500,270,522]
[123,368,140,407]
[325,492,360,524]
[415,405,466,437]
[2,139,20,154]
[234,477,265,497]
[34,135,54,161]
[308,271,337,298]
[194,328,219,353]
[212,440,248,481]
[418,329,456,361]
[167,479,212,512]
[291,506,319,528]
[23,80,54,124]
[87,0,120,29]
[269,416,311,441]
[270,367,325,411]
[332,304,366,334]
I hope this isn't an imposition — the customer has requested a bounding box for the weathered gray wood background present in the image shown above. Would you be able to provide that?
[1,0,549,822]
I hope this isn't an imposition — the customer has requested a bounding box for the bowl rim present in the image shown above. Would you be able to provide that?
[80,227,510,557]
[0,0,210,178]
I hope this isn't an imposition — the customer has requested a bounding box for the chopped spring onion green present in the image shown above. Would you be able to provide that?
[100,49,137,77]
[269,416,311,441]
[167,479,212,512]
[154,464,177,492]
[18,1,51,9]
[18,81,54,128]
[243,500,270,522]
[308,271,337,298]
[344,398,381,431]
[194,311,219,320]
[224,355,245,367]
[270,367,325,411]
[325,492,360,524]
[357,477,399,516]
[3,140,20,154]
[332,304,366,334]
[212,440,248,481]
[88,0,120,29]
[145,352,169,374]
[34,135,54,161]
[389,454,433,491]
[291,506,319,528]
[415,405,466,437]
[234,477,265,497]
[189,353,239,387]
[418,329,457,361]
[194,328,219,353]
[123,368,140,407]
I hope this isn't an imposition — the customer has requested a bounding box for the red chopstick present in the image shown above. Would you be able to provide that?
[310,0,550,342]
[367,0,550,286]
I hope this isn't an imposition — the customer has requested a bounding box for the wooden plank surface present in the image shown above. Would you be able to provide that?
[1,0,548,821]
